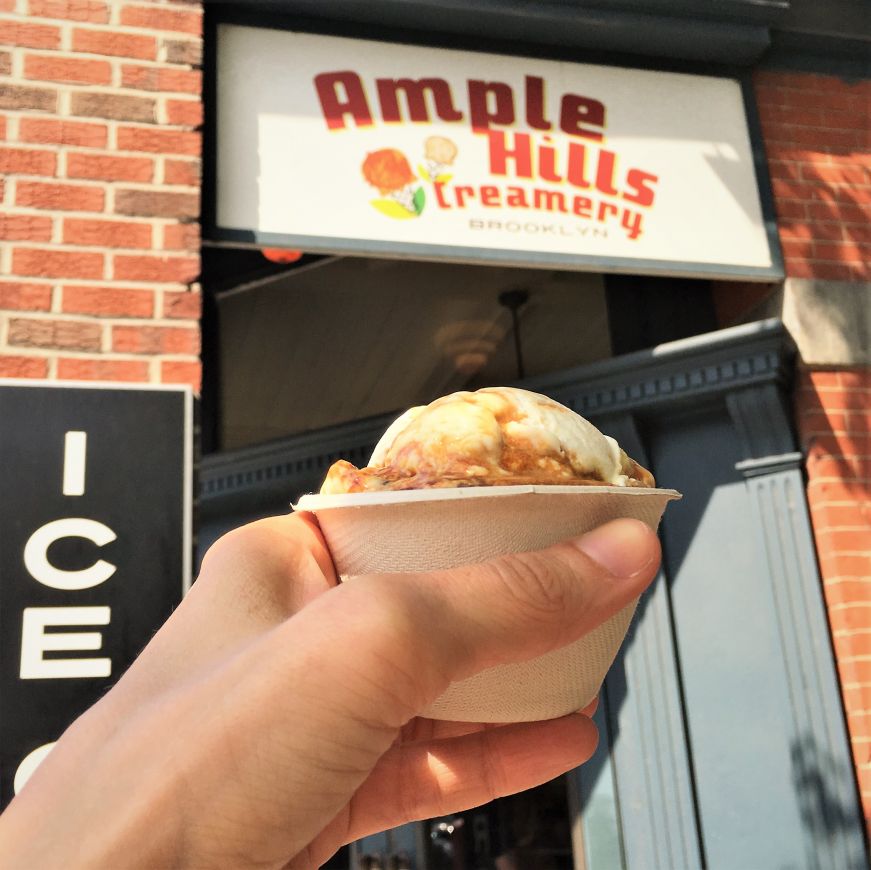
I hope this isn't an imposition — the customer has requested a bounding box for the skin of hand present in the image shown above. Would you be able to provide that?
[0,514,660,870]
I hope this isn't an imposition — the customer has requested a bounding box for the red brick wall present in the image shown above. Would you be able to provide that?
[758,70,871,832]
[755,70,870,282]
[797,370,871,831]
[0,0,202,391]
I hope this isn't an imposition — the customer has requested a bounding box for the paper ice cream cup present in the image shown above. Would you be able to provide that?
[294,485,680,723]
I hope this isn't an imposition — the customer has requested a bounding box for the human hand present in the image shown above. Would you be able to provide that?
[0,514,660,869]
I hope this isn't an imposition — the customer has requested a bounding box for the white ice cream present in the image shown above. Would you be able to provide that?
[369,387,630,486]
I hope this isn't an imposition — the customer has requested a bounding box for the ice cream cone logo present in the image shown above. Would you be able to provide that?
[419,135,458,183]
[362,148,425,219]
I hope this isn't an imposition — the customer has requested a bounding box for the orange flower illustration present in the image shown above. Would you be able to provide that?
[362,149,416,195]
[362,148,425,218]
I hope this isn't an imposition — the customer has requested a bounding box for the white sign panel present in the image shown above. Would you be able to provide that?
[215,25,778,278]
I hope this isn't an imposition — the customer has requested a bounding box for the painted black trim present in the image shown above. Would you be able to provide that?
[741,73,786,279]
[217,1,772,65]
[204,227,783,282]
[761,30,871,79]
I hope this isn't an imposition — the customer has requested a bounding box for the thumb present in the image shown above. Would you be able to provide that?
[397,517,662,688]
[283,518,661,727]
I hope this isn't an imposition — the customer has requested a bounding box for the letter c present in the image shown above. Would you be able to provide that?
[23,518,117,590]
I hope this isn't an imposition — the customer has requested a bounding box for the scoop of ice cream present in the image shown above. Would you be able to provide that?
[361,148,416,194]
[424,135,457,165]
[320,387,654,494]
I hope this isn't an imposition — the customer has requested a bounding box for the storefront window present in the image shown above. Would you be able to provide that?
[215,257,610,450]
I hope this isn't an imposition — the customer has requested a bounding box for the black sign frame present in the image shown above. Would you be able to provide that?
[0,381,193,808]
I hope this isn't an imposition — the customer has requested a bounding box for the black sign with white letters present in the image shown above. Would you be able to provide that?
[0,382,192,808]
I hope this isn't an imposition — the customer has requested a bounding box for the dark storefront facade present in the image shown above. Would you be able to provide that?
[193,3,869,867]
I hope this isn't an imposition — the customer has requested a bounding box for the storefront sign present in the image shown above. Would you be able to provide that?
[214,25,780,279]
[0,383,192,808]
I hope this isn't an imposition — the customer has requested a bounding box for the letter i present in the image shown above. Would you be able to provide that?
[63,431,87,497]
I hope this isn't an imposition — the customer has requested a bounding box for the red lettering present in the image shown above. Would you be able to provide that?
[538,137,562,183]
[560,95,605,141]
[434,182,451,209]
[480,185,501,206]
[375,78,463,123]
[468,80,515,131]
[525,76,551,131]
[595,150,619,197]
[623,169,658,207]
[486,131,533,178]
[506,186,530,207]
[622,210,644,239]
[455,185,476,207]
[314,72,373,130]
[597,201,619,221]
[572,196,592,218]
[566,141,591,189]
[532,189,567,213]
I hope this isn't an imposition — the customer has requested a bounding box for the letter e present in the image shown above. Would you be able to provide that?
[20,607,112,679]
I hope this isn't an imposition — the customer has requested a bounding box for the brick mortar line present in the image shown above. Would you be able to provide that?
[5,311,201,327]
[9,74,206,96]
[3,110,202,133]
[3,281,196,293]
[2,280,198,293]
[71,179,202,191]
[0,346,200,361]
[0,153,200,173]
[59,19,72,54]
[828,601,871,612]
[5,208,194,231]
[10,241,198,254]
[80,117,203,130]
[5,207,198,224]
[9,41,24,78]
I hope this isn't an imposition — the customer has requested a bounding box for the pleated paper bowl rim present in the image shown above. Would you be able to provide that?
[294,484,682,512]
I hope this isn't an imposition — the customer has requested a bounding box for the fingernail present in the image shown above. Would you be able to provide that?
[575,519,657,579]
